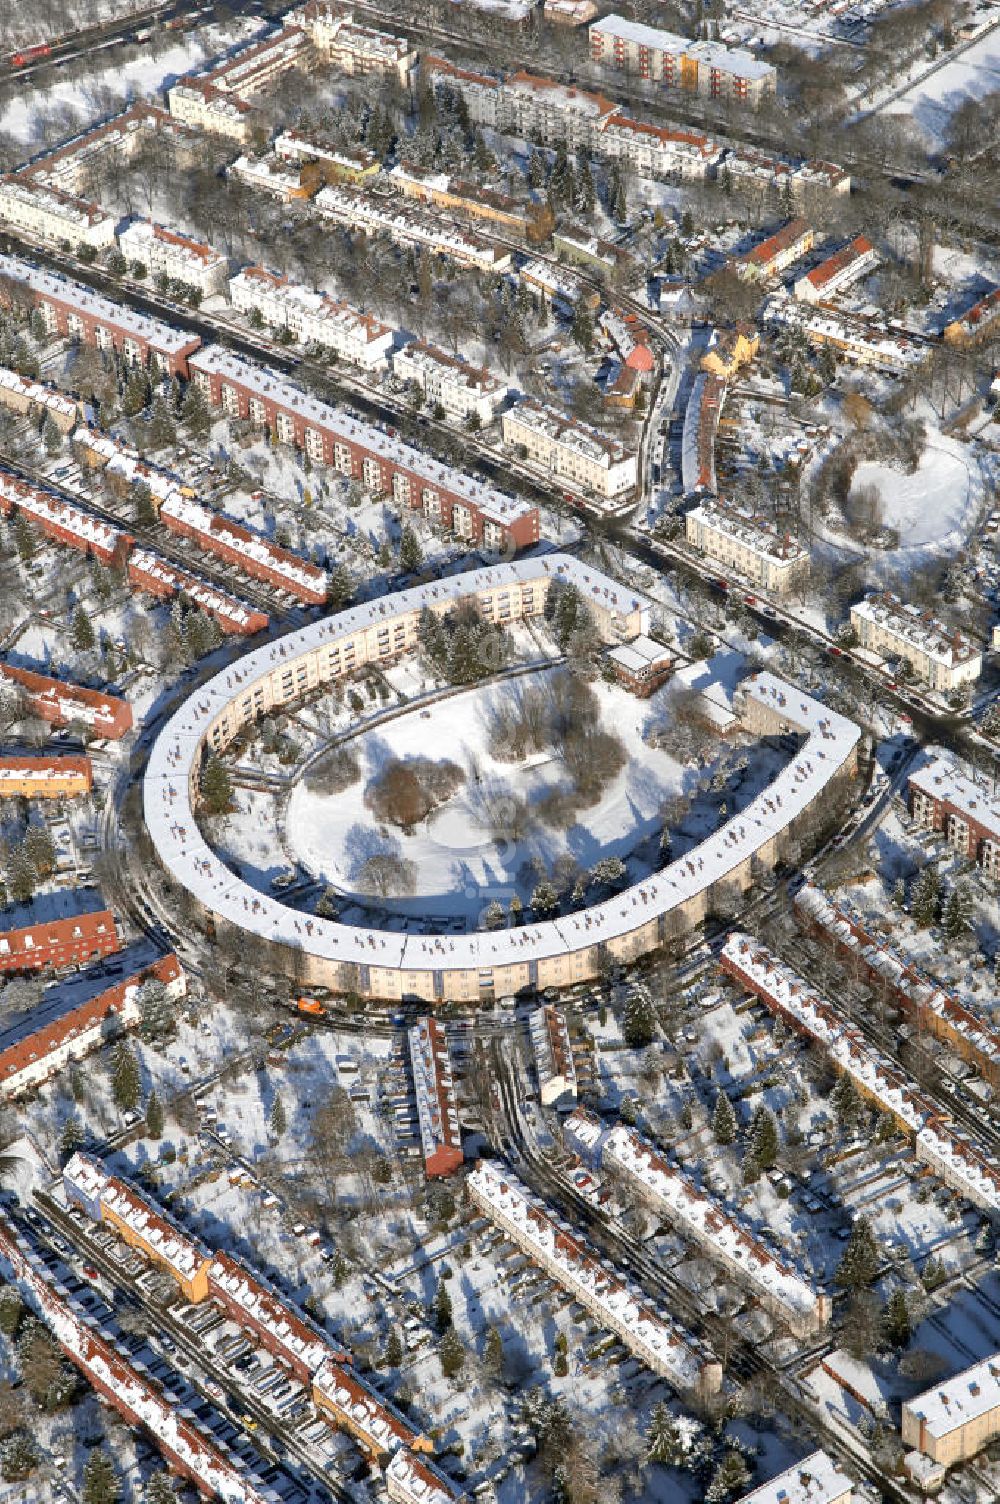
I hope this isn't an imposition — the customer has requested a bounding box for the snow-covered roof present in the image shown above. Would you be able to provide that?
[64,1153,211,1281]
[230,267,394,347]
[794,882,1000,1076]
[606,635,672,675]
[143,616,859,978]
[505,69,618,119]
[602,1124,820,1319]
[735,1450,854,1504]
[529,1005,577,1090]
[207,1251,333,1374]
[312,1358,421,1453]
[118,219,227,272]
[385,1449,465,1504]
[737,218,812,271]
[315,185,510,269]
[681,372,724,494]
[0,176,115,233]
[721,935,1000,1213]
[188,344,532,526]
[0,367,77,422]
[908,755,1000,840]
[468,1159,708,1388]
[851,594,982,671]
[591,15,775,82]
[903,1353,1000,1443]
[504,399,635,469]
[393,341,507,399]
[688,501,808,565]
[0,252,198,355]
[0,1215,273,1504]
[800,236,876,294]
[408,1017,461,1162]
[0,470,126,557]
[159,493,326,596]
[519,258,585,303]
[767,297,924,371]
[130,548,267,633]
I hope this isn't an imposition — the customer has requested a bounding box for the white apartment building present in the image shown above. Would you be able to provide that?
[229,267,394,368]
[685,502,809,594]
[599,115,722,181]
[392,342,508,425]
[736,1452,854,1504]
[0,177,116,250]
[229,153,309,202]
[793,235,879,304]
[590,16,776,107]
[503,71,618,150]
[118,219,228,298]
[596,1118,830,1337]
[850,593,983,694]
[529,1005,577,1106]
[468,1159,721,1393]
[502,399,637,504]
[166,81,251,142]
[295,2,417,84]
[315,186,512,273]
[767,297,924,374]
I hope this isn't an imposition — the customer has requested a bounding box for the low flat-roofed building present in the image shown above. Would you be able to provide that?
[529,1004,578,1105]
[794,236,878,304]
[686,502,809,594]
[605,635,673,696]
[735,1451,854,1504]
[735,219,814,280]
[408,1017,463,1177]
[850,592,982,694]
[901,1354,1000,1468]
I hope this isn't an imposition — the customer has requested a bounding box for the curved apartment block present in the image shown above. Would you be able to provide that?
[143,555,861,1003]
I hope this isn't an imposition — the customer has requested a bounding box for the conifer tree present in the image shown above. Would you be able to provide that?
[111,1041,141,1114]
[713,1091,737,1145]
[882,1288,911,1348]
[836,1215,881,1290]
[145,1090,164,1140]
[270,1094,287,1140]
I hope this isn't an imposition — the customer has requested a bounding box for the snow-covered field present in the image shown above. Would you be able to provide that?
[283,668,685,916]
[0,19,262,145]
[845,435,978,573]
[881,23,1000,148]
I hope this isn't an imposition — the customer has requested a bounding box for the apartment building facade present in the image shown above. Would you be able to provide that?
[392,341,509,425]
[908,756,1000,878]
[902,1355,1000,1469]
[0,663,132,739]
[793,235,878,304]
[229,266,395,368]
[117,220,228,298]
[501,399,637,504]
[589,15,776,107]
[685,502,809,594]
[0,253,201,376]
[850,593,983,694]
[0,177,117,250]
[735,218,815,279]
[188,345,539,552]
[0,900,118,975]
[0,753,92,799]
